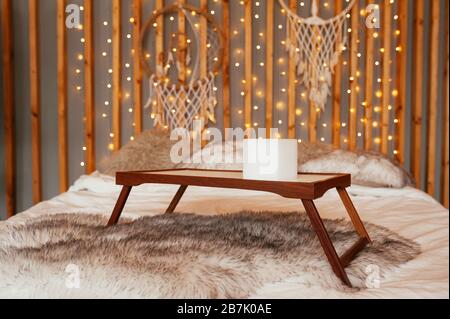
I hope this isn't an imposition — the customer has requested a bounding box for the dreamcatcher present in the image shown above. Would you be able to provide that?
[279,0,356,111]
[140,2,224,131]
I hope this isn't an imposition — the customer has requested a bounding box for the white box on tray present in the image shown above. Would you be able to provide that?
[243,139,298,181]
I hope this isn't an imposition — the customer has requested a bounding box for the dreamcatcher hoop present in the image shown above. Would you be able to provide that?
[279,0,356,111]
[139,3,225,131]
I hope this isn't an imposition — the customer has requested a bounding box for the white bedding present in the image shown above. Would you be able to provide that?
[4,172,449,299]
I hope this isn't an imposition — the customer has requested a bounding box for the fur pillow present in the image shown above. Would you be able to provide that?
[176,140,244,170]
[177,141,335,170]
[98,128,177,176]
[300,149,415,188]
[177,140,414,188]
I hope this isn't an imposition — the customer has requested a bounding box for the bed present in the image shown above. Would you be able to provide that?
[2,169,448,298]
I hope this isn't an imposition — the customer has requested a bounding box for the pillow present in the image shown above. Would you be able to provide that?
[98,128,177,176]
[177,140,335,170]
[177,140,414,188]
[176,140,243,170]
[297,141,335,166]
[300,149,415,188]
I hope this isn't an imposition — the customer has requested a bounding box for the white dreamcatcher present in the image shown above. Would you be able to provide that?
[140,3,224,131]
[279,0,356,111]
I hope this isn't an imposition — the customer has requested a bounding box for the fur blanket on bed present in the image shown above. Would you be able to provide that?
[0,212,420,298]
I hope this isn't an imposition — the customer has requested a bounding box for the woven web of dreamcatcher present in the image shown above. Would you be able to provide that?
[279,0,356,111]
[143,6,223,131]
[148,73,217,131]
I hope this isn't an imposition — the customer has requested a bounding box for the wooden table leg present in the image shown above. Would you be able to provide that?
[337,187,371,242]
[107,185,132,226]
[165,185,188,214]
[302,199,352,287]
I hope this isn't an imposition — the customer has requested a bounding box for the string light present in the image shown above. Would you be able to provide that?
[73,1,402,157]
[73,9,87,168]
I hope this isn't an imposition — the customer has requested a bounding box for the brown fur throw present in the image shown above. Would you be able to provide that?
[0,212,420,298]
[98,128,177,176]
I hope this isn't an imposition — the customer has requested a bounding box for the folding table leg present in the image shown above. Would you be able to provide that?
[165,185,188,214]
[301,199,352,287]
[107,185,132,226]
[336,187,371,242]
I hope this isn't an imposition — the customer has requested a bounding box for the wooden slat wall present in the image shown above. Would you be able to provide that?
[426,0,440,196]
[112,0,121,150]
[84,0,95,173]
[29,0,42,203]
[265,0,274,138]
[200,0,208,120]
[332,0,343,148]
[348,0,359,151]
[132,0,142,136]
[177,0,186,128]
[364,0,374,151]
[381,0,392,155]
[222,0,231,131]
[287,0,297,139]
[155,0,164,123]
[1,0,15,217]
[200,0,208,78]
[308,0,324,144]
[411,0,424,186]
[2,0,450,217]
[57,0,68,192]
[308,83,317,141]
[244,0,252,129]
[443,1,449,208]
[395,0,408,164]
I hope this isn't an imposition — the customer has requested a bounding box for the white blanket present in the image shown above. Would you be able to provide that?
[4,172,449,299]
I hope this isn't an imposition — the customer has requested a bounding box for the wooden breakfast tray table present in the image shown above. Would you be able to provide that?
[107,169,371,287]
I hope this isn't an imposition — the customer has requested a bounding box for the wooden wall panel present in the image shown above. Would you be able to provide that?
[244,0,252,129]
[1,0,450,211]
[381,0,392,154]
[155,0,164,124]
[200,0,208,78]
[177,0,186,128]
[112,0,121,150]
[443,60,449,208]
[426,0,440,196]
[395,0,408,164]
[411,0,424,186]
[1,0,15,217]
[222,0,231,131]
[132,0,142,136]
[308,97,317,142]
[364,0,374,151]
[57,0,68,192]
[29,0,42,204]
[200,0,208,121]
[84,0,95,173]
[287,0,297,139]
[265,0,274,137]
[332,0,343,148]
[442,1,449,208]
[348,0,359,150]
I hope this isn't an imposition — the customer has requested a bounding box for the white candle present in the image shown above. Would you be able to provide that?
[243,139,298,181]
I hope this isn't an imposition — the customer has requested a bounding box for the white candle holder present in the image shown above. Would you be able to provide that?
[243,139,298,181]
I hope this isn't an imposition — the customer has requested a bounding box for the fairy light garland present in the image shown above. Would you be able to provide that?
[79,0,402,157]
[77,4,85,168]
[126,9,134,142]
[101,15,115,153]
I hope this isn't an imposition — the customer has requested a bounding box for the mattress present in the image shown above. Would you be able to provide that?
[3,172,449,298]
